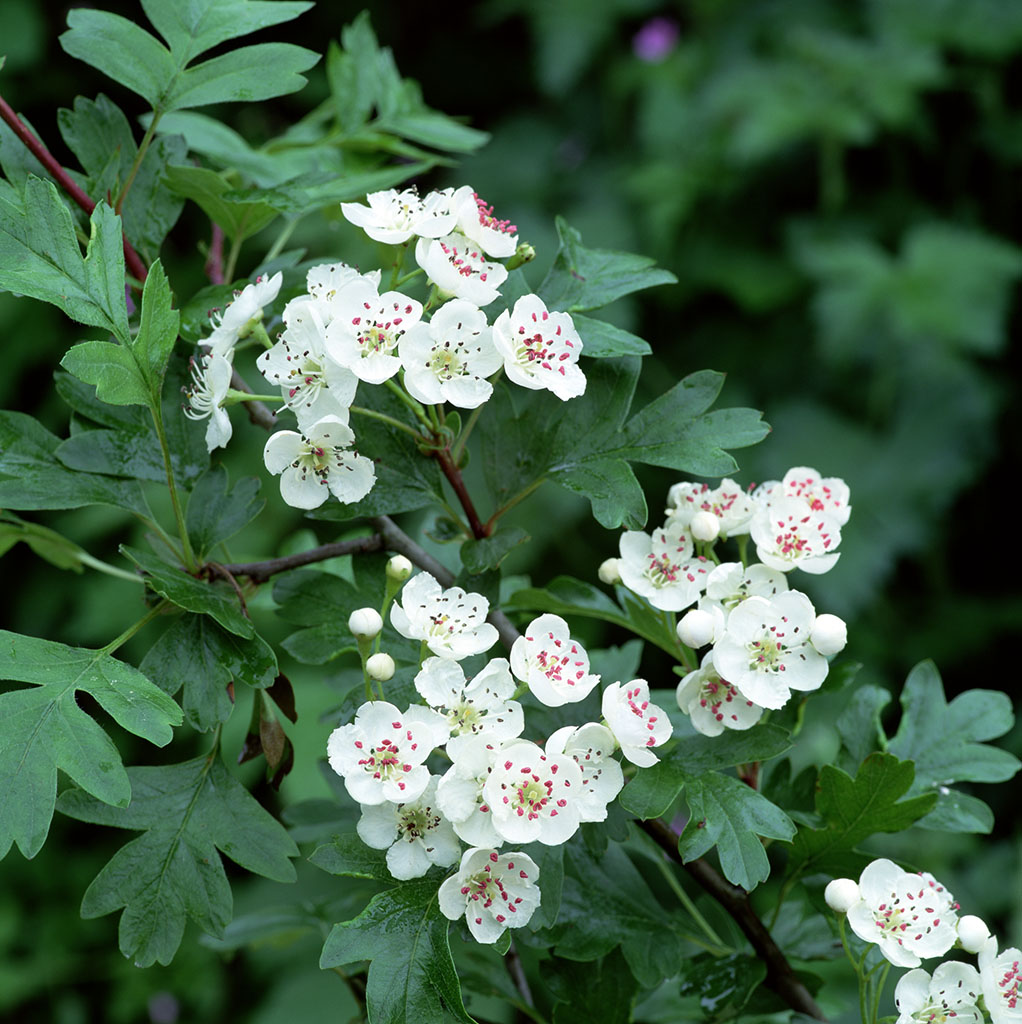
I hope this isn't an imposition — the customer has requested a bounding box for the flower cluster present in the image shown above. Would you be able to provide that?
[326,570,671,944]
[826,858,1020,1024]
[184,185,588,508]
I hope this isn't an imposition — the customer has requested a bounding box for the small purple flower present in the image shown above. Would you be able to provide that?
[633,17,679,63]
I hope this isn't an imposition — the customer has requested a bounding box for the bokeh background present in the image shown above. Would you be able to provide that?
[1,1,1019,1021]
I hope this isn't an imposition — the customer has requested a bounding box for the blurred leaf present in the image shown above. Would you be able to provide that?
[0,629,181,859]
[836,684,891,770]
[461,526,530,574]
[320,881,473,1024]
[309,834,392,881]
[0,513,88,571]
[185,467,264,558]
[163,165,278,241]
[59,755,299,966]
[573,314,651,358]
[678,952,767,1020]
[549,948,637,1024]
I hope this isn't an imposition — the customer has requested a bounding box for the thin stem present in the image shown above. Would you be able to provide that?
[224,389,283,405]
[205,222,225,284]
[433,446,489,538]
[221,534,384,584]
[99,600,170,656]
[870,962,890,1024]
[223,233,244,286]
[350,404,426,439]
[115,112,160,214]
[485,476,545,532]
[394,267,424,289]
[77,552,146,584]
[264,217,299,264]
[388,241,408,290]
[451,401,485,463]
[649,852,728,951]
[150,404,197,572]
[229,369,277,430]
[384,378,432,430]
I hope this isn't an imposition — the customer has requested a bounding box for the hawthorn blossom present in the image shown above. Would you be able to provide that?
[676,654,763,736]
[894,963,983,1024]
[618,519,711,611]
[481,739,584,845]
[711,591,828,710]
[754,466,851,526]
[491,294,586,400]
[263,415,375,510]
[703,561,789,615]
[414,657,523,757]
[979,938,1022,1024]
[437,735,504,847]
[509,614,600,707]
[666,479,755,536]
[306,262,381,324]
[183,350,233,452]
[415,231,508,306]
[397,298,502,408]
[206,272,283,356]
[438,847,541,944]
[326,700,450,805]
[452,185,519,258]
[846,858,959,968]
[390,572,499,660]
[601,679,672,767]
[256,299,357,431]
[750,495,842,574]
[958,915,991,954]
[323,281,423,384]
[340,188,456,243]
[545,723,623,822]
[356,777,461,880]
[824,878,861,913]
[676,606,724,649]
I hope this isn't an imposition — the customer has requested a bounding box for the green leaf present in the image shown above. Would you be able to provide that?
[309,834,392,881]
[678,953,767,1019]
[521,841,564,930]
[140,614,276,732]
[678,773,794,890]
[123,546,253,638]
[185,467,264,558]
[0,513,88,571]
[320,882,473,1024]
[538,217,677,313]
[0,630,182,859]
[787,753,938,879]
[0,177,129,342]
[60,340,149,407]
[460,527,530,574]
[132,259,179,392]
[162,165,278,241]
[550,949,638,1024]
[58,755,299,966]
[836,684,891,769]
[375,111,489,153]
[572,314,652,358]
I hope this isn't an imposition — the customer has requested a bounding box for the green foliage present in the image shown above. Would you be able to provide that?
[58,755,299,966]
[678,953,767,1021]
[163,165,278,241]
[549,949,638,1024]
[0,630,182,858]
[185,467,264,558]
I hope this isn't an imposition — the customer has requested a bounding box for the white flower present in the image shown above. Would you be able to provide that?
[436,735,504,848]
[755,466,852,526]
[750,495,842,575]
[397,299,502,408]
[690,510,720,542]
[676,654,763,736]
[979,937,1022,1024]
[601,679,672,767]
[183,350,233,452]
[666,479,755,536]
[482,739,584,845]
[348,607,383,639]
[263,415,376,510]
[415,232,508,306]
[957,915,991,954]
[545,723,623,822]
[306,261,381,323]
[703,561,789,617]
[356,777,461,880]
[256,299,357,431]
[366,653,395,682]
[452,185,519,258]
[509,614,600,707]
[414,656,523,758]
[326,700,450,805]
[618,519,711,612]
[386,554,413,581]
[491,294,586,400]
[810,613,847,656]
[824,878,861,913]
[390,572,499,661]
[340,188,447,244]
[846,858,959,968]
[676,608,722,649]
[206,272,283,356]
[895,963,983,1024]
[438,847,541,944]
[711,591,828,710]
[598,558,622,585]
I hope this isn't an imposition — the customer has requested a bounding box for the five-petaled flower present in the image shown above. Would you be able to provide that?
[510,614,600,707]
[391,572,499,661]
[601,679,672,767]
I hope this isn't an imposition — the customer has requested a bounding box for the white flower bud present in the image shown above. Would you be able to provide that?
[957,915,991,953]
[810,613,847,656]
[690,510,720,542]
[677,609,716,649]
[598,558,621,585]
[366,652,396,682]
[824,878,860,913]
[348,607,383,639]
[386,555,413,581]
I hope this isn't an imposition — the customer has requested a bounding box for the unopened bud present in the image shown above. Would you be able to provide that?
[811,613,847,656]
[506,242,536,271]
[957,915,991,954]
[366,653,395,682]
[824,878,860,913]
[690,510,720,543]
[386,555,413,582]
[598,558,621,585]
[677,609,716,649]
[348,607,383,639]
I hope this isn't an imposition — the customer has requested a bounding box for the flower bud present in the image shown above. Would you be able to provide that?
[824,878,860,913]
[957,915,991,953]
[811,613,847,656]
[365,652,396,682]
[690,510,720,543]
[677,609,716,649]
[348,607,383,639]
[598,558,622,585]
[386,555,413,581]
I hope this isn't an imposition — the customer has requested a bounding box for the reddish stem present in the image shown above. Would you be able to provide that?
[205,222,225,284]
[433,447,491,539]
[0,93,149,285]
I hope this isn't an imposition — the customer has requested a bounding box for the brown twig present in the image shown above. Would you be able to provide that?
[205,222,226,284]
[638,818,827,1021]
[503,940,534,1017]
[433,447,490,539]
[221,535,385,584]
[0,92,149,285]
